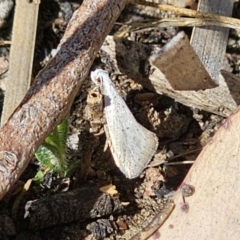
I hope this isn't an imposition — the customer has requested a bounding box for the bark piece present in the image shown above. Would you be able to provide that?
[100,36,239,117]
[150,31,217,90]
[0,0,127,201]
[190,0,233,83]
[21,185,122,230]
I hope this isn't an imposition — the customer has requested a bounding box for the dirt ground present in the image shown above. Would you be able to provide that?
[0,0,239,239]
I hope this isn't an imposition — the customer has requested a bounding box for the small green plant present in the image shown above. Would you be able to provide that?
[35,119,70,178]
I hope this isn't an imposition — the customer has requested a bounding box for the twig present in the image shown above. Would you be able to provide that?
[166,148,202,162]
[0,40,11,45]
[157,17,240,29]
[128,17,240,31]
[0,0,127,201]
[164,160,195,166]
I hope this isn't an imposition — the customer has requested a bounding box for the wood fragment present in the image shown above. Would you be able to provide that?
[0,0,127,201]
[100,36,239,117]
[1,0,39,125]
[190,0,233,83]
[150,31,217,90]
[130,0,233,83]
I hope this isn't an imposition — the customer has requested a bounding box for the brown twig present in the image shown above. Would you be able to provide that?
[0,0,127,201]
[0,40,11,45]
[128,17,240,31]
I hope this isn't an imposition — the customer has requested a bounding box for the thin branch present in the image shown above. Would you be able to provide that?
[127,17,240,31]
[0,0,127,201]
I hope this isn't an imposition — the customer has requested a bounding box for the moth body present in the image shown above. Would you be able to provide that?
[91,69,158,179]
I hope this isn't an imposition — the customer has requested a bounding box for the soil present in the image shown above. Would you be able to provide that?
[0,0,239,239]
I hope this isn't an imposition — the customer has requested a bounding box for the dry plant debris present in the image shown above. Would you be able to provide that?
[0,0,239,239]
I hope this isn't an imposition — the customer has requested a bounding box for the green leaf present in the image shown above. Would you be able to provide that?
[35,119,70,177]
[33,171,45,183]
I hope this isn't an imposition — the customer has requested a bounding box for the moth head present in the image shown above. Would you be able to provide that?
[90,69,105,87]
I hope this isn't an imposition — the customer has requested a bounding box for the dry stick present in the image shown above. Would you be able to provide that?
[0,40,11,45]
[0,0,127,201]
[129,17,240,30]
[131,0,240,29]
[157,17,239,29]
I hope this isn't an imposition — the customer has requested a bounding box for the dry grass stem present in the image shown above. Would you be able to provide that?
[130,0,240,30]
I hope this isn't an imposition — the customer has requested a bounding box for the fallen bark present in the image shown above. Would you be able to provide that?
[0,0,127,201]
[20,184,122,230]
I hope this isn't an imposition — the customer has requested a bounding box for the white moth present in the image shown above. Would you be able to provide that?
[90,69,158,179]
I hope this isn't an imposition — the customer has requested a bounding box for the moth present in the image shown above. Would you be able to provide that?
[90,69,158,179]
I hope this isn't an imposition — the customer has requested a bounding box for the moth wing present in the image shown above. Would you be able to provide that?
[104,95,158,179]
